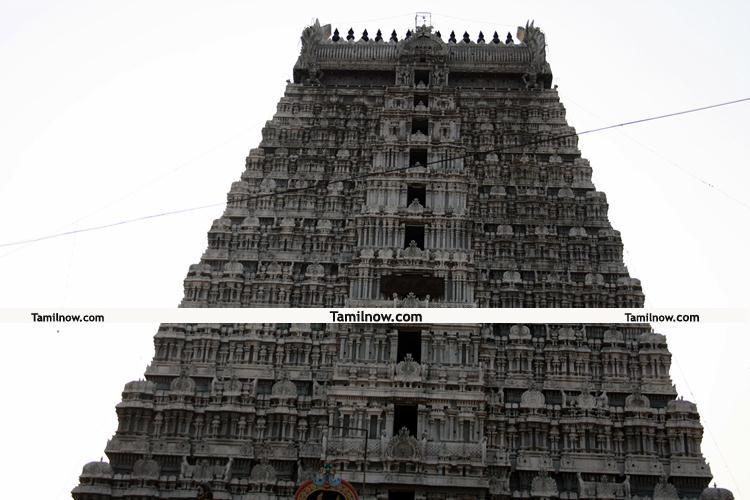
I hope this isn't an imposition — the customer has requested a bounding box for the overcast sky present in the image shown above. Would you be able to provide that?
[0,1,748,499]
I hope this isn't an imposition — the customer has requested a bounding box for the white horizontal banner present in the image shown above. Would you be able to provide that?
[2,308,747,324]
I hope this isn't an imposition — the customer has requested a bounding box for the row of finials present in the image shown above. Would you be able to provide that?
[331,28,515,45]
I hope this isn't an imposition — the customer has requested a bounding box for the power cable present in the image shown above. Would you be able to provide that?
[0,96,748,249]
[567,96,746,495]
[564,95,750,211]
[0,125,255,260]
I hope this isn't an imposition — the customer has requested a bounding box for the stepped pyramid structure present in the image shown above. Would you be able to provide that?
[74,19,729,500]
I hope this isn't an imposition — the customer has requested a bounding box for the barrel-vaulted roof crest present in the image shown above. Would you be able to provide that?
[292,18,554,89]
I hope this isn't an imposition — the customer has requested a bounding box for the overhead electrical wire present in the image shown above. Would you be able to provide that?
[564,95,750,212]
[0,96,748,250]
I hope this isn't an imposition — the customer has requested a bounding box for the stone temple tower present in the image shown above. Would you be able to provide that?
[73,19,728,500]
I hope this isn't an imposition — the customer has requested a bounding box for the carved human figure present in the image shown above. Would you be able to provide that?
[238,416,246,438]
[223,457,233,481]
[433,66,447,86]
[598,390,609,408]
[623,475,631,499]
[396,67,412,86]
[153,413,163,439]
[181,455,191,478]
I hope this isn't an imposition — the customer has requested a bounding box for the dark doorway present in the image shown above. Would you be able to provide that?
[409,148,427,167]
[411,117,428,135]
[407,185,426,206]
[397,329,421,362]
[413,94,429,108]
[393,404,418,436]
[414,70,430,86]
[404,225,425,249]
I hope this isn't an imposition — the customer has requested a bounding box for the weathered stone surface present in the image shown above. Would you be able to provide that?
[73,19,722,500]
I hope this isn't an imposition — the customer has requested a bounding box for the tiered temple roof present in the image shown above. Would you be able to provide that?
[73,19,727,500]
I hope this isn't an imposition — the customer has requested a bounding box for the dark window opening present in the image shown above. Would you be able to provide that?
[389,492,415,500]
[414,70,430,86]
[393,404,418,436]
[404,225,425,249]
[413,94,429,108]
[342,415,350,437]
[463,421,471,441]
[409,148,427,167]
[407,185,426,207]
[397,329,421,362]
[381,274,445,299]
[411,117,428,135]
[369,415,378,439]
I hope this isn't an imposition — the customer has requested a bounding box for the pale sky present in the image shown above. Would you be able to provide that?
[0,1,748,499]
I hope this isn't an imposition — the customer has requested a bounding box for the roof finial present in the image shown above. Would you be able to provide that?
[448,30,456,43]
[346,28,354,41]
[361,29,369,41]
[375,29,383,42]
[332,28,340,42]
[406,29,412,39]
[506,32,513,44]
[435,30,442,39]
[462,31,471,43]
[390,29,398,42]
[492,31,500,44]
[415,12,432,28]
[477,31,485,44]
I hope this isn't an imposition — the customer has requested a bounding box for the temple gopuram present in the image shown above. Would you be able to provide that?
[73,18,733,500]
